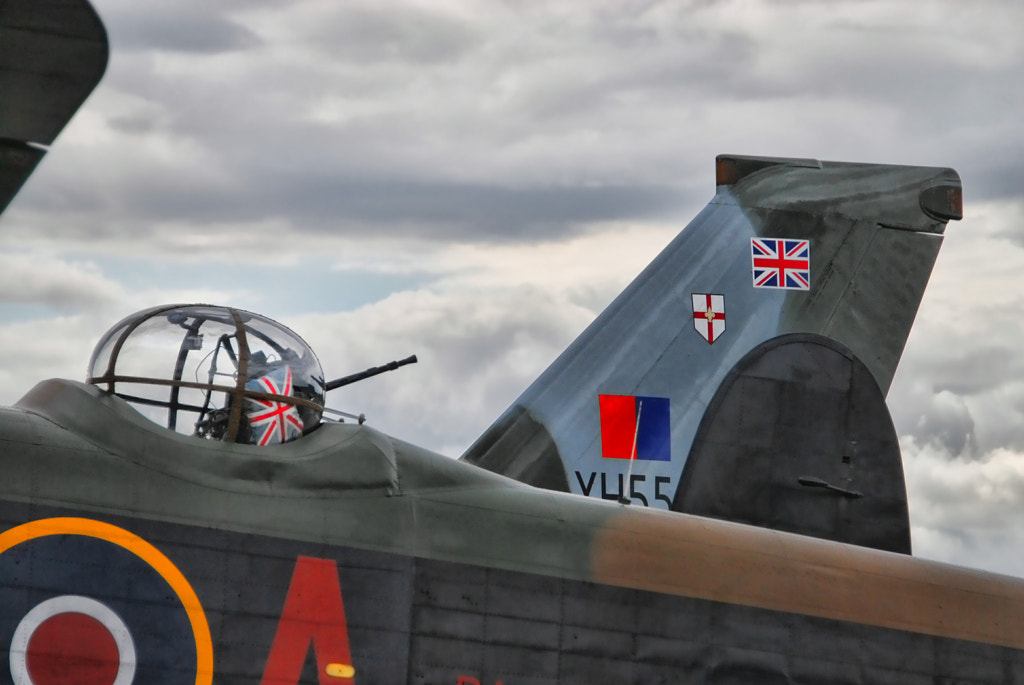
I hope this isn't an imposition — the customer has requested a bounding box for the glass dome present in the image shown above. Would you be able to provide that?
[88,304,325,445]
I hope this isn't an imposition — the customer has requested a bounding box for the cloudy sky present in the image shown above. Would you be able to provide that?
[3,0,1024,575]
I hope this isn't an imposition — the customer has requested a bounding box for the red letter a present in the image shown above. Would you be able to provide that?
[260,556,355,685]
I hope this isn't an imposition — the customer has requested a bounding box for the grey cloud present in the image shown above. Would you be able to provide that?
[305,7,479,65]
[260,179,694,239]
[19,166,695,244]
[891,383,1024,460]
[919,346,1024,398]
[42,0,1018,255]
[107,113,161,135]
[979,166,1024,208]
[100,1,262,54]
[910,391,978,459]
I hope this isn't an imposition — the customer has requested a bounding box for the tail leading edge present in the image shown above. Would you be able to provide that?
[462,154,962,553]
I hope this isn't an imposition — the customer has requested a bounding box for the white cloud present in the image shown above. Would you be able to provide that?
[291,221,674,453]
[904,440,1024,576]
[294,287,591,456]
[0,253,123,309]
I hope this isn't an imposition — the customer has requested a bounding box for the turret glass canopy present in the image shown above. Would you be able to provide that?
[88,304,325,445]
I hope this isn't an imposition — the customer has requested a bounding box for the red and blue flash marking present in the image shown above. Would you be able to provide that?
[599,395,671,461]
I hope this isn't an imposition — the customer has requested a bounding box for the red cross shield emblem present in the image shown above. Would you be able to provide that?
[691,293,725,344]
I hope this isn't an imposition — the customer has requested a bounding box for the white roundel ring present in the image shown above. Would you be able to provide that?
[9,594,137,685]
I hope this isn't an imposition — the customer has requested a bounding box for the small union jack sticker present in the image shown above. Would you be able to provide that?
[751,238,810,290]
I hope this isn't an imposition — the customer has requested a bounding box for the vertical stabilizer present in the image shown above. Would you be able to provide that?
[0,0,108,217]
[462,155,960,551]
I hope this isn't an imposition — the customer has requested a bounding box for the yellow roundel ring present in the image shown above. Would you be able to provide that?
[0,517,214,685]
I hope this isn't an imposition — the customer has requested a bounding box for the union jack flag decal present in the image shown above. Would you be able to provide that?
[751,238,810,290]
[245,366,304,446]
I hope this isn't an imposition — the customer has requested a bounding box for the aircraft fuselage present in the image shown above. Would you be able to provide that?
[2,379,1023,684]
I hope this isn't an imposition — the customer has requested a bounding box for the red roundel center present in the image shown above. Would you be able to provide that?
[25,612,120,685]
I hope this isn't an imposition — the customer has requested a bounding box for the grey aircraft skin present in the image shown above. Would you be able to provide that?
[4,2,1024,685]
[463,156,958,555]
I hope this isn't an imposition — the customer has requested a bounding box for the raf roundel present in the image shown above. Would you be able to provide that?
[0,518,213,685]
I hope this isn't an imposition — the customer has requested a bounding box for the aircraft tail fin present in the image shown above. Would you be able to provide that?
[0,0,108,218]
[462,154,961,553]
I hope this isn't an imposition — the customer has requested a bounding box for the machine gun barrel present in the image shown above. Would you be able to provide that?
[325,355,418,392]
